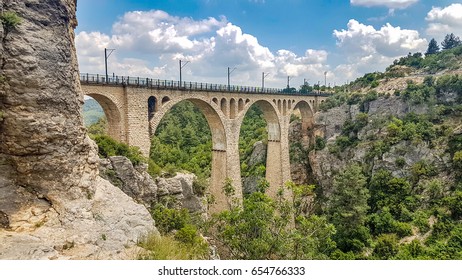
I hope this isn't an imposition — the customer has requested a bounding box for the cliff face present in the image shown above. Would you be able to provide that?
[309,95,455,198]
[0,0,154,259]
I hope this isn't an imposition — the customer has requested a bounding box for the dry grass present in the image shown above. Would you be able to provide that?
[137,233,208,260]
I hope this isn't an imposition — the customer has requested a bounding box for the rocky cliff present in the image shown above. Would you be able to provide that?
[309,94,455,199]
[0,0,155,259]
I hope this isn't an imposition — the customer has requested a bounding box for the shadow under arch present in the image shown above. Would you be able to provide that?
[237,99,282,197]
[85,93,123,142]
[292,100,314,134]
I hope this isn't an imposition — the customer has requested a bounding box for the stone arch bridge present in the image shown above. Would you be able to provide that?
[80,74,328,212]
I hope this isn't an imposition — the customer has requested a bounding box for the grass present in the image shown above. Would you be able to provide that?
[137,233,208,260]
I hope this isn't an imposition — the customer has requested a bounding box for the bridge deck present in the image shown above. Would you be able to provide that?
[80,73,332,97]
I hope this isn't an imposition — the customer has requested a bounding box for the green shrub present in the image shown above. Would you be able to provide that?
[147,159,162,178]
[413,210,431,233]
[150,204,191,234]
[86,117,107,135]
[396,239,427,260]
[92,134,146,165]
[373,234,399,260]
[314,136,326,150]
[367,207,412,237]
[335,135,353,151]
[411,161,437,185]
[453,151,462,170]
[0,11,21,36]
[445,191,462,219]
[175,225,209,257]
[395,157,406,168]
[192,176,208,196]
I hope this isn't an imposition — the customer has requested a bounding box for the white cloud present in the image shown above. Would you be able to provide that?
[75,10,428,89]
[351,0,418,9]
[332,19,427,82]
[76,10,329,88]
[426,3,462,39]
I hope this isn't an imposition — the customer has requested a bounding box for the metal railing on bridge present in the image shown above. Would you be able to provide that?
[79,73,332,97]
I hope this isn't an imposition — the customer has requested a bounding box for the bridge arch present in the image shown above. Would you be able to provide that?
[149,96,229,211]
[292,100,314,133]
[150,97,226,151]
[236,99,282,196]
[85,93,124,142]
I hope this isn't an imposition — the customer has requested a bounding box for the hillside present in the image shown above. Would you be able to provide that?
[346,45,462,95]
[307,44,462,259]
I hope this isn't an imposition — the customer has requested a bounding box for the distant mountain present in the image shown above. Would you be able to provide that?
[82,98,104,126]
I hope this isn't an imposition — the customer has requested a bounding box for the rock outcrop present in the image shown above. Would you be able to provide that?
[0,0,155,259]
[99,156,206,213]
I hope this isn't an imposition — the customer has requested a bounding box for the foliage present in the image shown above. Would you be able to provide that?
[332,113,369,152]
[383,113,436,145]
[327,165,371,253]
[318,92,348,111]
[210,180,336,259]
[0,11,21,36]
[91,134,146,165]
[151,204,191,234]
[444,191,462,220]
[137,233,208,260]
[389,43,462,74]
[192,176,208,196]
[150,101,212,179]
[401,79,436,104]
[368,170,416,218]
[441,33,461,50]
[148,204,209,259]
[435,74,462,102]
[367,207,412,238]
[86,116,107,135]
[373,234,399,260]
[425,38,440,55]
[314,136,326,151]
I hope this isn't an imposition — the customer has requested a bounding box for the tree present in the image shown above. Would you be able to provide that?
[211,180,336,259]
[327,164,371,253]
[425,38,440,55]
[441,33,461,50]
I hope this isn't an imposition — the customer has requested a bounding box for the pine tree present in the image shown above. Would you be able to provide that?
[441,33,461,50]
[425,38,440,55]
[327,164,371,253]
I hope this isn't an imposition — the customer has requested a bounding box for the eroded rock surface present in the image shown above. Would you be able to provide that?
[0,0,155,259]
[99,156,206,213]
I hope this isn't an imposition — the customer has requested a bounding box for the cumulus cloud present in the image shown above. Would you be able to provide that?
[332,19,427,81]
[426,3,462,39]
[350,0,418,9]
[76,9,428,88]
[76,10,329,88]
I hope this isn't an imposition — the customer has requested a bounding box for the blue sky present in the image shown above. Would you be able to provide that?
[75,0,462,88]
